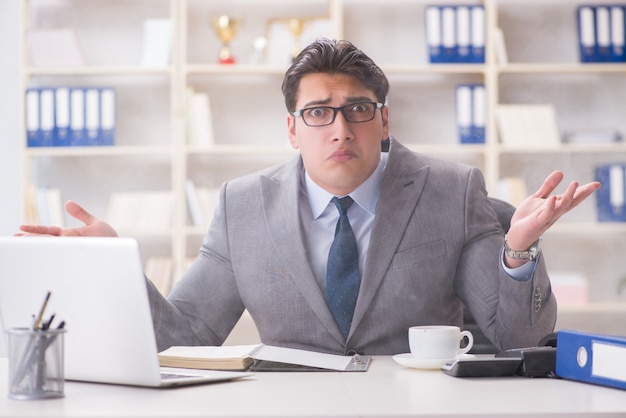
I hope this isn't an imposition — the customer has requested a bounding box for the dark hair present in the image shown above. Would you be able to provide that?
[281,38,389,113]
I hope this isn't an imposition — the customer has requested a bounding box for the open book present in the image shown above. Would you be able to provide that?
[158,344,370,372]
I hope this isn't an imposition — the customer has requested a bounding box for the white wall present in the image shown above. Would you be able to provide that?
[0,0,20,356]
[0,1,22,237]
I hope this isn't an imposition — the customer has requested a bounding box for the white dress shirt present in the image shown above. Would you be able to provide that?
[297,152,535,292]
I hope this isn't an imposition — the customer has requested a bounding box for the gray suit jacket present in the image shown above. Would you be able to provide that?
[148,138,557,355]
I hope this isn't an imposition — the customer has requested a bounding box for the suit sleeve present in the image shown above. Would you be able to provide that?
[455,167,557,351]
[146,182,246,352]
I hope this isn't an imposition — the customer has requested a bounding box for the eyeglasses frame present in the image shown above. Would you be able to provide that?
[292,101,384,127]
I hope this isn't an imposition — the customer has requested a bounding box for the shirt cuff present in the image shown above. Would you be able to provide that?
[500,247,538,282]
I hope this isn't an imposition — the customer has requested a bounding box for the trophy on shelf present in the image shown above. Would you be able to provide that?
[287,17,306,62]
[213,15,239,64]
[265,16,331,65]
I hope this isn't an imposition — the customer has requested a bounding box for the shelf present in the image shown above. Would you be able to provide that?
[406,143,487,155]
[185,64,289,75]
[381,64,487,75]
[26,66,175,76]
[498,144,626,154]
[24,146,173,157]
[498,63,626,74]
[186,144,297,156]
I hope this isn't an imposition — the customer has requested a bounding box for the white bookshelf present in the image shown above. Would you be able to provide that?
[19,0,626,325]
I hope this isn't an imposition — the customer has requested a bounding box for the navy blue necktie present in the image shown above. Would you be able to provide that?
[326,196,360,340]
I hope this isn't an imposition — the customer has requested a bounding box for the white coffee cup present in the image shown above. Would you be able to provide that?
[408,325,474,360]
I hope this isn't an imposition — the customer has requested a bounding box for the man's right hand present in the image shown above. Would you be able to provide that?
[16,200,118,237]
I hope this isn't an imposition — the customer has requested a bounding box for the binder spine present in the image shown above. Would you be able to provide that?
[610,6,626,62]
[25,88,41,147]
[556,330,626,390]
[595,163,626,222]
[425,6,443,63]
[85,88,100,145]
[470,6,485,63]
[69,88,86,146]
[100,88,116,146]
[54,88,70,147]
[39,88,55,147]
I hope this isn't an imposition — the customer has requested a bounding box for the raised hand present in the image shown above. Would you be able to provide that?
[16,200,118,237]
[504,170,600,266]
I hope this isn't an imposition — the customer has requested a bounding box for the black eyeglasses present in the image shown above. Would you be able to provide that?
[293,102,383,127]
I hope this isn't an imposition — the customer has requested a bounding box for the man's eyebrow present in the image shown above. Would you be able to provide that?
[301,96,375,108]
[301,98,331,108]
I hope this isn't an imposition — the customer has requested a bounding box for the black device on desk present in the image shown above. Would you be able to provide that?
[442,333,558,378]
[441,356,522,377]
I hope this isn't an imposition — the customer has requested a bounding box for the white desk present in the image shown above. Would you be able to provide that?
[1,357,626,417]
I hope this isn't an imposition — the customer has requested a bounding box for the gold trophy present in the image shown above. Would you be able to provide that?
[213,15,238,64]
[287,18,306,62]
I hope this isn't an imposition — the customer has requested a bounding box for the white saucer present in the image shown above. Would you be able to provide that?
[392,353,474,370]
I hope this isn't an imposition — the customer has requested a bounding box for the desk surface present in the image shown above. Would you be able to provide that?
[1,356,626,417]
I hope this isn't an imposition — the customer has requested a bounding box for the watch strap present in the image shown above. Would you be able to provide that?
[504,235,541,261]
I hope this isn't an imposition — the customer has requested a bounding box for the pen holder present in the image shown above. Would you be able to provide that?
[6,327,66,400]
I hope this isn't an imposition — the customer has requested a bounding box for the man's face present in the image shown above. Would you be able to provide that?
[287,73,389,196]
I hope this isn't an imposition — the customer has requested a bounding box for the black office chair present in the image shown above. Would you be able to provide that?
[464,197,516,354]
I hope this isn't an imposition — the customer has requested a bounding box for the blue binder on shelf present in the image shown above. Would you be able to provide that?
[39,88,55,147]
[578,5,626,63]
[25,85,117,148]
[456,84,485,144]
[85,88,100,146]
[469,6,485,63]
[425,5,485,64]
[578,5,597,62]
[596,6,613,62]
[595,163,626,222]
[25,88,41,147]
[440,6,457,62]
[54,87,71,146]
[99,88,116,146]
[455,6,471,62]
[556,330,626,390]
[69,88,86,146]
[425,6,443,63]
[610,6,626,62]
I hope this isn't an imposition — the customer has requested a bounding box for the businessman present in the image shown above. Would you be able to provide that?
[18,39,600,355]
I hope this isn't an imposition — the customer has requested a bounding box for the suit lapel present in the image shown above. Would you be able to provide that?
[260,156,346,344]
[350,140,431,336]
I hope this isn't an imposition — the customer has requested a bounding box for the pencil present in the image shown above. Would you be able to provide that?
[33,291,51,331]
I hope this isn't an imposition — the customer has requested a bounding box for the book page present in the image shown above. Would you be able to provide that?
[160,344,261,360]
[252,345,352,371]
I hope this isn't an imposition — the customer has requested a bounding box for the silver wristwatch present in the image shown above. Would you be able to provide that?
[504,235,542,261]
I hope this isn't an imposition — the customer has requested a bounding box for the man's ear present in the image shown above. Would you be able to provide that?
[287,114,299,149]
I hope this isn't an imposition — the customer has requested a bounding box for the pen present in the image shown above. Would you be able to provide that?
[41,313,55,331]
[33,291,51,330]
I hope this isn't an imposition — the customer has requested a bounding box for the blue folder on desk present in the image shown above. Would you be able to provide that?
[556,329,626,390]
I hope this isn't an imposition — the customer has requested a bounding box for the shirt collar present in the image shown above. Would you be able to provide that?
[304,153,388,219]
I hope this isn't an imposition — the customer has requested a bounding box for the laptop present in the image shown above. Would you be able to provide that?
[0,236,252,388]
